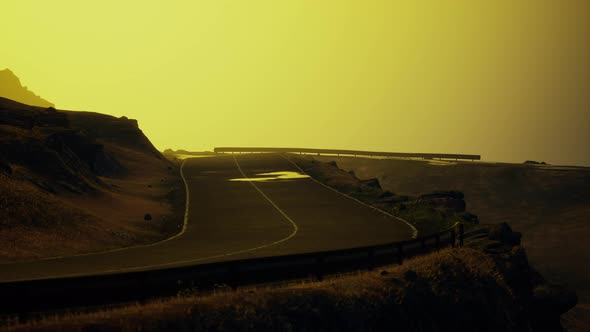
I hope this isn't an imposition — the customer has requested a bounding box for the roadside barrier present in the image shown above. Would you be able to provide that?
[213,147,481,161]
[0,223,464,318]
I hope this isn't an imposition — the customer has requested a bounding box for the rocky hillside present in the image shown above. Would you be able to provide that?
[0,69,53,108]
[0,97,162,194]
[0,96,182,261]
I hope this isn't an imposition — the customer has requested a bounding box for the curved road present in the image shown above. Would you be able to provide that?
[0,153,414,282]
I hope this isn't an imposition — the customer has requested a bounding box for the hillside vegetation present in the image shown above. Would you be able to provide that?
[0,97,183,261]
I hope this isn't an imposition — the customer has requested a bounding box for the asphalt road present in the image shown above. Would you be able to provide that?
[0,153,414,282]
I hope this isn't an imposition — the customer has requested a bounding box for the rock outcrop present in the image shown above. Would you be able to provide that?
[419,191,467,213]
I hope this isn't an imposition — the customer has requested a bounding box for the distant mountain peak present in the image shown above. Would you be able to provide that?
[0,69,54,108]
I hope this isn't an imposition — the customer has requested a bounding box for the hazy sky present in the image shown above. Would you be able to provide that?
[2,0,589,165]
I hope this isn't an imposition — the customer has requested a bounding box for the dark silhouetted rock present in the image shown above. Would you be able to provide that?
[461,212,479,224]
[144,214,152,221]
[0,160,11,174]
[418,191,466,212]
[379,191,394,198]
[360,178,381,189]
[403,270,418,283]
[419,191,464,200]
[524,160,548,165]
[488,223,522,245]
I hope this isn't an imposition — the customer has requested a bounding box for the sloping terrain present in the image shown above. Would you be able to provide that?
[0,97,183,262]
[312,155,590,332]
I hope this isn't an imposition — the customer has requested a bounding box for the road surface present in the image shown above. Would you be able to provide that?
[0,153,414,282]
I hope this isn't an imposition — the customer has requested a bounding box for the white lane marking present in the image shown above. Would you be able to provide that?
[232,155,299,243]
[3,155,300,281]
[0,160,192,266]
[282,154,418,239]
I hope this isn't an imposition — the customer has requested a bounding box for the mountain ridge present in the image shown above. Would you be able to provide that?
[0,69,54,108]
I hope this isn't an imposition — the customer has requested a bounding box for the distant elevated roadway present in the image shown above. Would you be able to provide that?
[214,147,481,161]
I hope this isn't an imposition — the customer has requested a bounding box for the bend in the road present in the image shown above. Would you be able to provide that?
[282,154,418,238]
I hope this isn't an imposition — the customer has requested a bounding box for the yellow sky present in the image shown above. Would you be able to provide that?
[2,0,589,165]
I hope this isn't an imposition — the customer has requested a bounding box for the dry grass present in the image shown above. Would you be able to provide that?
[4,248,522,332]
[0,174,128,260]
[0,139,182,262]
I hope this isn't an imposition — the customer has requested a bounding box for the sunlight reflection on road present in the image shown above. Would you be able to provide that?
[230,171,310,182]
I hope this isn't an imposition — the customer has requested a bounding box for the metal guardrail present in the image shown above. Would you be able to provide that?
[0,223,464,318]
[213,147,481,161]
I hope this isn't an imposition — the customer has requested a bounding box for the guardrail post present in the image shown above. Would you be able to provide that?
[315,255,324,281]
[396,244,404,265]
[435,234,440,250]
[459,223,464,247]
[450,228,456,248]
[368,248,375,271]
[228,263,240,290]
